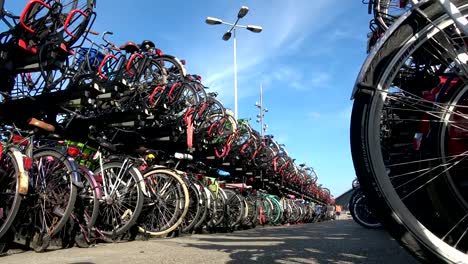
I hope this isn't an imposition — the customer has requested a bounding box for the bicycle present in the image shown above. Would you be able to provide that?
[351,0,468,262]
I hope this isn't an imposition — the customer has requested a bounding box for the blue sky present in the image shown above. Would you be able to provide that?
[6,1,372,196]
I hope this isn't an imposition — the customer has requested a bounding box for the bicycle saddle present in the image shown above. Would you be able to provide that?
[119,41,139,53]
[140,40,155,51]
[164,159,175,167]
[95,137,123,152]
[28,118,55,132]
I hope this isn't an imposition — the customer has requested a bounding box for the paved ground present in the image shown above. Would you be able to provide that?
[0,220,418,264]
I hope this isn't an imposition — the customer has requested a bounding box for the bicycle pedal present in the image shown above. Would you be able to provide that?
[121,209,133,220]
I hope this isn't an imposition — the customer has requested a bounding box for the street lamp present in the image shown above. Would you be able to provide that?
[205,17,223,25]
[206,6,263,120]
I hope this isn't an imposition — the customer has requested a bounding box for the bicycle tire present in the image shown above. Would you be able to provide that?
[0,151,22,239]
[269,196,283,224]
[351,1,468,263]
[78,165,99,229]
[349,191,382,229]
[94,161,143,237]
[138,168,189,236]
[193,184,209,230]
[181,180,202,233]
[373,0,412,31]
[31,148,78,237]
[223,189,244,228]
[153,55,187,81]
[210,188,227,227]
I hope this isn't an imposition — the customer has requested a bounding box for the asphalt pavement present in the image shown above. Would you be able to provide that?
[0,219,418,264]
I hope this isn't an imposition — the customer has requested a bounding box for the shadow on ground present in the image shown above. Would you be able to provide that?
[182,220,418,264]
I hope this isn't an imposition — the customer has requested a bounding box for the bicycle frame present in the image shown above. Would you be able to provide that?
[0,127,32,195]
[92,150,148,198]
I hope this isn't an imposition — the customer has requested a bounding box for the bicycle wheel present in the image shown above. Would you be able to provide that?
[245,195,258,227]
[25,0,94,46]
[60,0,95,46]
[193,183,209,230]
[0,152,21,239]
[209,188,227,227]
[223,189,244,228]
[57,164,100,248]
[70,165,99,248]
[241,199,249,226]
[373,0,412,31]
[171,81,199,116]
[351,1,468,262]
[94,162,143,237]
[181,180,201,233]
[137,58,168,93]
[153,55,187,82]
[350,191,382,229]
[78,165,99,230]
[194,97,226,133]
[19,148,78,251]
[269,196,283,224]
[138,168,189,236]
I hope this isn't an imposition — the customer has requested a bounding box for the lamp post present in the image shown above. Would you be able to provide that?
[255,83,268,136]
[254,82,268,188]
[206,6,263,120]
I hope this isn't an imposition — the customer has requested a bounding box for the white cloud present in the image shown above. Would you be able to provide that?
[195,0,344,100]
[275,134,288,144]
[308,112,321,119]
[306,105,353,127]
[261,65,332,91]
[310,72,331,86]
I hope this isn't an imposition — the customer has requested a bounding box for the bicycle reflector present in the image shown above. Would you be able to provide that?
[156,48,163,56]
[12,134,29,146]
[81,152,89,160]
[67,146,80,157]
[196,174,204,180]
[219,182,226,188]
[23,156,33,170]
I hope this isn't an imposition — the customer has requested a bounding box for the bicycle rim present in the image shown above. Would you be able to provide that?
[29,149,78,237]
[138,168,189,236]
[94,162,143,236]
[0,152,21,239]
[353,2,468,261]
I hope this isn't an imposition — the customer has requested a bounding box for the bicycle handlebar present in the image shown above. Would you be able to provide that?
[1,2,20,22]
[101,31,120,51]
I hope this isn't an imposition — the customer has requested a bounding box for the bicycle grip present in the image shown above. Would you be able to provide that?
[88,29,99,35]
[174,152,193,160]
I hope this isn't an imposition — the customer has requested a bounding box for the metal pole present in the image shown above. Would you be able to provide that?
[233,28,238,120]
[260,83,264,137]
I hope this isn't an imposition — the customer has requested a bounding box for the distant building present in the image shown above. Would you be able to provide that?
[334,188,354,211]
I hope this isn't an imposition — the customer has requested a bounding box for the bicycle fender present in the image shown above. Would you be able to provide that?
[35,147,83,188]
[131,166,148,196]
[10,147,29,195]
[350,3,419,99]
